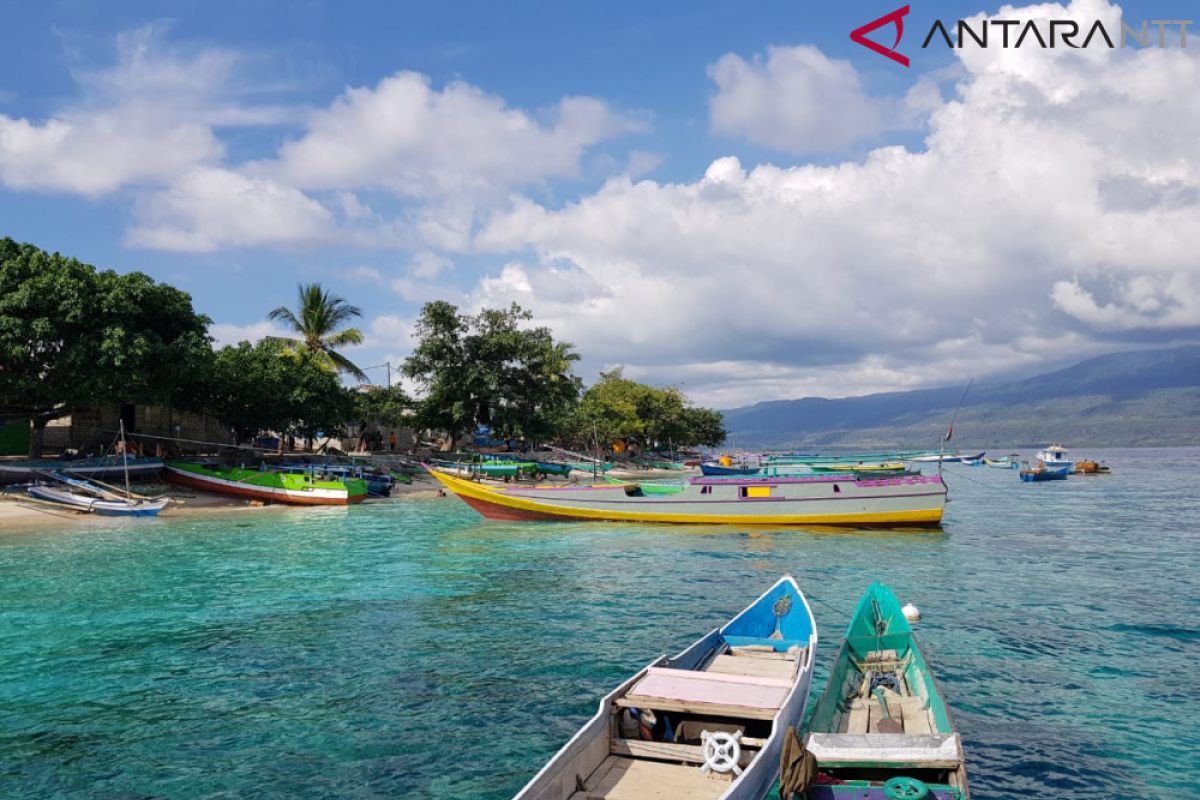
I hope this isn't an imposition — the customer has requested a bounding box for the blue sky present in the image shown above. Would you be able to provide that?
[3,0,1198,405]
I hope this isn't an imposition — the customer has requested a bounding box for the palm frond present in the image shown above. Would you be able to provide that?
[327,349,370,382]
[324,328,365,348]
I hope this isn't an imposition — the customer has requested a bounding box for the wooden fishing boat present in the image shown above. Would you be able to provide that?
[907,452,983,464]
[1018,462,1070,482]
[1072,460,1110,475]
[164,462,367,505]
[514,576,818,800]
[534,461,575,476]
[802,582,969,799]
[429,469,946,526]
[701,462,762,477]
[28,483,168,516]
[0,456,163,485]
[982,455,1020,470]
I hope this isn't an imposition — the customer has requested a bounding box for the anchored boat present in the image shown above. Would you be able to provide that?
[514,576,817,800]
[429,469,946,526]
[165,462,367,505]
[1018,463,1070,482]
[802,582,969,799]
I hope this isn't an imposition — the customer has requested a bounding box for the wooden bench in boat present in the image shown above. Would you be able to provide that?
[805,732,964,769]
[843,691,933,735]
[569,755,732,800]
[704,654,796,681]
[615,667,792,720]
[610,738,756,768]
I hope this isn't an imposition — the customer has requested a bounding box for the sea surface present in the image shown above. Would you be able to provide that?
[1,448,1196,799]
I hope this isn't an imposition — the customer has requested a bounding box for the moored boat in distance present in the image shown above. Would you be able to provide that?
[1018,462,1070,482]
[513,576,817,800]
[983,455,1020,470]
[1035,444,1072,470]
[165,462,367,505]
[802,581,969,799]
[429,469,947,527]
[1073,459,1111,474]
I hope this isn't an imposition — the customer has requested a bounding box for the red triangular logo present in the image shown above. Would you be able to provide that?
[850,5,910,67]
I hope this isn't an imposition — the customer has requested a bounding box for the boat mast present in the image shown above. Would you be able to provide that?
[119,418,132,498]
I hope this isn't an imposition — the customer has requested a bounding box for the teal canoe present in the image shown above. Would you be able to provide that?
[802,582,969,799]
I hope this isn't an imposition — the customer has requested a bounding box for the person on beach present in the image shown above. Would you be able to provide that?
[389,431,397,451]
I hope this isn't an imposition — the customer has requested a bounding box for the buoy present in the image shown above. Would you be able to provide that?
[901,602,921,622]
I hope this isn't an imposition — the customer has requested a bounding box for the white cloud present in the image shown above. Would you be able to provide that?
[126,167,334,251]
[708,45,891,152]
[208,320,290,348]
[472,0,1200,403]
[261,71,646,199]
[0,25,293,196]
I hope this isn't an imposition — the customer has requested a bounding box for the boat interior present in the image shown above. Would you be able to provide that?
[560,641,806,800]
[806,640,968,799]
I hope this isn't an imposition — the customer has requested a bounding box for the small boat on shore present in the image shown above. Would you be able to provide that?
[165,462,367,505]
[801,581,969,799]
[513,576,817,800]
[429,469,947,526]
[0,456,163,485]
[1018,462,1070,482]
[27,474,168,517]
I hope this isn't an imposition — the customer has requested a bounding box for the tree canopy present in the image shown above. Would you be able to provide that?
[208,340,353,446]
[402,301,582,446]
[0,238,212,452]
[568,368,727,449]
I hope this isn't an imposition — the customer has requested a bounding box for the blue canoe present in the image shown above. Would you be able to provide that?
[513,576,818,800]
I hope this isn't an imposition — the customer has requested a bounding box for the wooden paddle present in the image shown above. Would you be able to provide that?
[872,687,904,733]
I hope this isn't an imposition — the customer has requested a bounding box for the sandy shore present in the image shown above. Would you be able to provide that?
[0,476,442,533]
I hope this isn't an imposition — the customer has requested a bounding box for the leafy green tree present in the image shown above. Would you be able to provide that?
[209,341,353,448]
[267,283,368,381]
[354,385,412,431]
[567,368,726,451]
[0,238,211,455]
[401,301,582,447]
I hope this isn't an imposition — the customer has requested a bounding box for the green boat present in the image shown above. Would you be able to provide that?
[802,582,969,799]
[165,462,368,506]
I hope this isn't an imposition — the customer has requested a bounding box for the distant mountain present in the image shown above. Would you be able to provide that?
[723,345,1200,448]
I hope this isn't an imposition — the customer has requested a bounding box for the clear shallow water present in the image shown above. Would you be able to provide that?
[1,448,1197,799]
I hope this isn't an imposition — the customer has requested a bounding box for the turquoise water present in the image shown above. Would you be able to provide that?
[1,448,1196,799]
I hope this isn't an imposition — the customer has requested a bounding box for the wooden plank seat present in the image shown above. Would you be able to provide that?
[805,732,963,768]
[569,755,732,800]
[610,738,757,768]
[616,667,791,721]
[705,654,797,681]
[842,690,933,735]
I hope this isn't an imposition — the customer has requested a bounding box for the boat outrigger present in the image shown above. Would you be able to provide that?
[429,469,947,527]
[514,576,817,800]
[802,582,969,799]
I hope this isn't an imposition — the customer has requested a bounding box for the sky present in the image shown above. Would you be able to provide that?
[2,0,1198,407]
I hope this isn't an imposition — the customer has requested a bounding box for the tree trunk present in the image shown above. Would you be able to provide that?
[30,419,46,458]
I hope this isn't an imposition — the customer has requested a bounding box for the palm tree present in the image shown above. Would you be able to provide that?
[267,283,369,381]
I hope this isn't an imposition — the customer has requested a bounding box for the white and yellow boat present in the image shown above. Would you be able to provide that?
[428,468,946,527]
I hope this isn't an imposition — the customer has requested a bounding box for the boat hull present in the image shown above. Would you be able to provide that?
[513,576,818,800]
[28,485,168,516]
[165,465,365,505]
[430,469,945,527]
